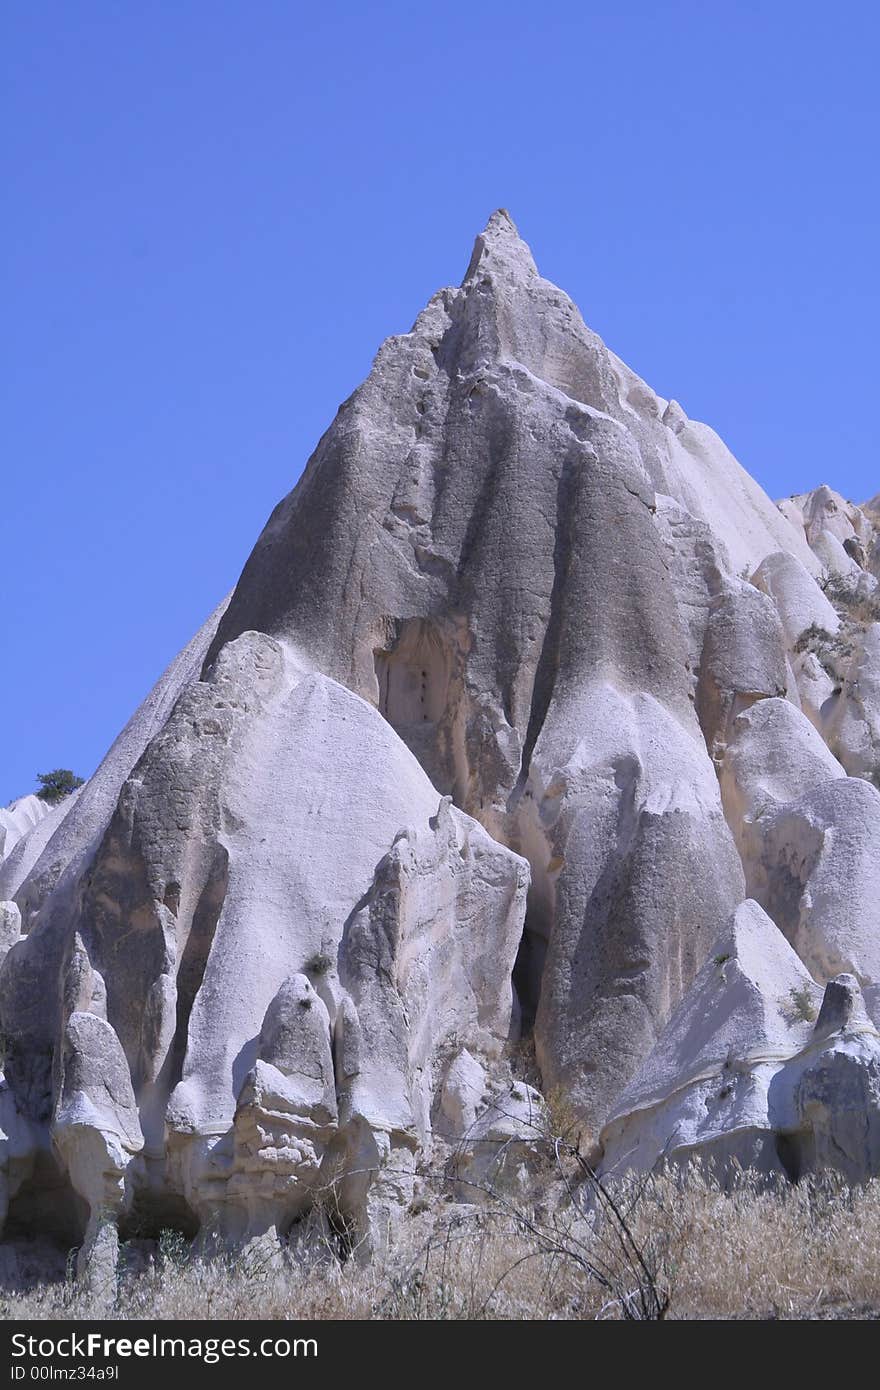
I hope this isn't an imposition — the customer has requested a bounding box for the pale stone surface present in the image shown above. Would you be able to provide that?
[752,550,840,647]
[811,528,865,581]
[792,650,837,732]
[606,902,820,1109]
[696,580,788,755]
[1,212,878,1268]
[2,630,527,1253]
[200,209,749,1147]
[0,902,21,961]
[451,1081,547,1203]
[755,779,880,984]
[651,493,729,704]
[824,623,880,783]
[52,1012,143,1215]
[778,486,880,586]
[529,681,745,1139]
[0,791,81,906]
[51,1009,144,1290]
[600,905,880,1182]
[794,1034,880,1185]
[437,1049,489,1137]
[798,485,874,552]
[720,697,846,844]
[179,975,338,1246]
[0,795,53,865]
[718,700,880,984]
[0,595,231,923]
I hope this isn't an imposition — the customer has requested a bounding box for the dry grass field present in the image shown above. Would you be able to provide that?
[2,1167,879,1322]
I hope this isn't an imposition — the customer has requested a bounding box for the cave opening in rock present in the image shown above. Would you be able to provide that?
[508,794,558,1045]
[512,918,547,1038]
[3,1151,87,1248]
[774,1130,814,1185]
[374,617,464,798]
[376,618,451,727]
[119,1190,201,1243]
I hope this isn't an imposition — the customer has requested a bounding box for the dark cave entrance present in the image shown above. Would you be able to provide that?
[3,1150,87,1248]
[119,1189,201,1243]
[512,925,547,1038]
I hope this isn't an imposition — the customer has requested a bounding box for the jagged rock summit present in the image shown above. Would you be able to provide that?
[2,213,879,1275]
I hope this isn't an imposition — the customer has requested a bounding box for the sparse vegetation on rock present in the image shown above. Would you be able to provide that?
[34,769,84,804]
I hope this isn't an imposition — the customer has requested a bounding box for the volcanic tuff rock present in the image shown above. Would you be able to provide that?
[0,795,53,864]
[600,900,880,1182]
[1,212,879,1271]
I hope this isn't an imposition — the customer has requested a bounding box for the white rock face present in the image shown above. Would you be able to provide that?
[451,1081,548,1204]
[438,1049,489,1137]
[720,697,846,840]
[825,623,880,783]
[530,681,744,1136]
[1,212,878,1269]
[0,902,22,961]
[0,795,53,864]
[600,903,880,1183]
[791,650,837,732]
[719,700,880,984]
[756,779,880,984]
[0,595,232,923]
[0,791,81,905]
[779,486,880,589]
[752,550,840,647]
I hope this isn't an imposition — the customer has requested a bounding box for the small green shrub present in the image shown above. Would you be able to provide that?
[789,985,817,1024]
[35,769,84,803]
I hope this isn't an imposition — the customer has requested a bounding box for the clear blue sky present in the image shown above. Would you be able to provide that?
[3,2,878,805]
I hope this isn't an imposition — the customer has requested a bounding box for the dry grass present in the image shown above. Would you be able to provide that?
[666,1174,880,1319]
[793,623,854,681]
[822,573,880,629]
[2,1169,879,1321]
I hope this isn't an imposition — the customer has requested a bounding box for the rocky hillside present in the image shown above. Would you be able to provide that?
[1,212,878,1282]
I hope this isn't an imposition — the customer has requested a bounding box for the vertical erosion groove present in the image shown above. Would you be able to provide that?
[165,845,230,1094]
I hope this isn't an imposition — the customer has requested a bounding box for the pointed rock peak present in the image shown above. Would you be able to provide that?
[463,207,538,284]
[717,898,818,993]
[662,399,689,435]
[484,207,518,235]
[608,901,821,1119]
[813,974,874,1040]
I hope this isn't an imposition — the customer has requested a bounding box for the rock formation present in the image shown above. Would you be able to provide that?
[600,900,880,1183]
[0,795,54,865]
[1,212,878,1273]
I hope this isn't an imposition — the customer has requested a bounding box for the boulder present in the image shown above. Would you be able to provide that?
[752,550,840,647]
[451,1081,548,1204]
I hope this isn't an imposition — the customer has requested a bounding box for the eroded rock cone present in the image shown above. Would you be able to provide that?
[1,212,879,1272]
